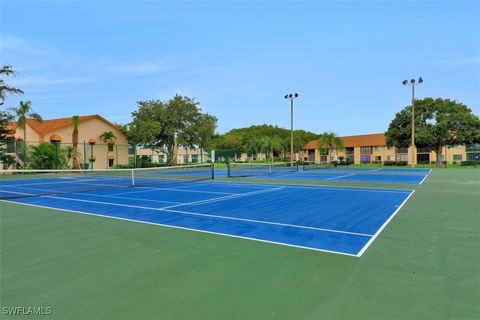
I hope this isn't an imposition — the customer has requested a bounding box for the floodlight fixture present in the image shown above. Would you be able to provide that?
[284,92,299,162]
[401,76,424,167]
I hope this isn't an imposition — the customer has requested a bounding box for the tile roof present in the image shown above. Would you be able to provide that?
[24,114,118,134]
[302,133,387,149]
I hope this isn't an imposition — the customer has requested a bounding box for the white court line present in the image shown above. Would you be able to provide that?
[0,189,36,196]
[0,177,121,187]
[0,199,358,257]
[13,193,373,237]
[109,186,235,196]
[356,190,415,257]
[326,173,356,180]
[205,180,414,194]
[161,187,284,210]
[162,207,373,237]
[419,169,432,185]
[73,192,182,205]
[2,180,235,197]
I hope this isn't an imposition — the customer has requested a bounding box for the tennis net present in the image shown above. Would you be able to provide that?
[302,161,333,171]
[0,163,214,200]
[227,162,298,178]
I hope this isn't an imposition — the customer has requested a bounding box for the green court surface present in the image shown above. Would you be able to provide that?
[1,169,479,319]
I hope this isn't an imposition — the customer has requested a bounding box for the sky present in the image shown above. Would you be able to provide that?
[0,0,479,136]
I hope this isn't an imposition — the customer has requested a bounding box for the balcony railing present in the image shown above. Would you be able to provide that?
[416,147,431,153]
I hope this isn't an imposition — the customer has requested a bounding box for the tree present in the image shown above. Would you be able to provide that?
[209,125,319,158]
[317,132,344,163]
[128,95,215,165]
[70,116,80,169]
[246,138,262,161]
[100,131,117,167]
[194,114,217,163]
[0,65,24,167]
[100,131,117,144]
[0,111,15,168]
[28,143,67,169]
[0,65,23,106]
[64,146,82,165]
[386,98,480,167]
[9,101,42,167]
[259,136,284,162]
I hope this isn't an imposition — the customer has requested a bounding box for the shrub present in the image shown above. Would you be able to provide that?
[460,160,480,166]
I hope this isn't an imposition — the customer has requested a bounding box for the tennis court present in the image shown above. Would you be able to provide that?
[224,162,431,184]
[0,165,414,256]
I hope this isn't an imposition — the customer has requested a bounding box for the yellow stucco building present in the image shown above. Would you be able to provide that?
[301,133,479,165]
[4,114,130,169]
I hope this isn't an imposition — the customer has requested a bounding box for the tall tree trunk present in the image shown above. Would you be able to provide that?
[169,140,178,166]
[22,124,27,167]
[72,126,79,169]
[436,146,443,168]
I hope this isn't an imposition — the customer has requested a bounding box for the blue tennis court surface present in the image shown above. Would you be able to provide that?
[1,176,414,256]
[223,165,431,184]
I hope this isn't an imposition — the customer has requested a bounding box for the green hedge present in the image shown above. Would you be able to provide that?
[460,160,480,166]
[384,161,408,166]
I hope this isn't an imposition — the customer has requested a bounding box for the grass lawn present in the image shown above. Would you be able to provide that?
[1,168,479,319]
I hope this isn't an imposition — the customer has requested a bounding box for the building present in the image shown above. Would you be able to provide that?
[3,114,130,169]
[136,147,211,164]
[301,133,479,165]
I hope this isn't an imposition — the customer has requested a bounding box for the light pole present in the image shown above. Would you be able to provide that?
[402,77,423,167]
[284,93,299,162]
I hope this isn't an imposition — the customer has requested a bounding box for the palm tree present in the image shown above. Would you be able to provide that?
[70,116,81,169]
[100,131,116,145]
[65,146,82,165]
[259,136,284,162]
[246,138,261,162]
[9,101,42,167]
[100,131,117,167]
[317,132,344,163]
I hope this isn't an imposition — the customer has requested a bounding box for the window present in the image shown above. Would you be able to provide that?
[466,153,480,161]
[360,147,372,154]
[387,156,392,161]
[128,144,135,155]
[375,156,381,161]
[453,154,462,161]
[6,140,15,153]
[466,144,480,152]
[360,155,371,163]
[191,154,198,163]
[158,155,165,163]
[396,154,408,162]
[183,155,188,163]
[108,158,114,167]
[108,144,114,152]
[417,154,430,164]
[375,146,382,151]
